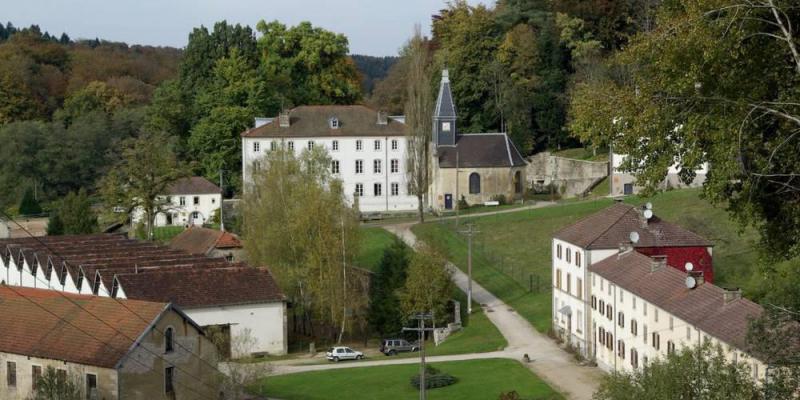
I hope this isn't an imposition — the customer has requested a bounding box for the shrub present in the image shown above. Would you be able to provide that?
[410,365,458,389]
[458,195,470,210]
[490,194,508,205]
[18,187,42,215]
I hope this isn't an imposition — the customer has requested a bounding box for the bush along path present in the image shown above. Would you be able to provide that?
[383,217,602,400]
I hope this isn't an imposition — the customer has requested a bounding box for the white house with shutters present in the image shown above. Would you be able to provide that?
[131,176,222,227]
[241,105,418,213]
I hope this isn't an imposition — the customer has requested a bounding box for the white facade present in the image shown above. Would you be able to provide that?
[185,302,288,357]
[0,250,287,357]
[551,238,766,380]
[132,192,221,227]
[242,135,418,213]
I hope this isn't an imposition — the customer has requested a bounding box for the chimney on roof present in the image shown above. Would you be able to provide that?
[650,255,667,272]
[618,242,634,257]
[279,111,290,128]
[723,287,742,304]
[377,110,388,125]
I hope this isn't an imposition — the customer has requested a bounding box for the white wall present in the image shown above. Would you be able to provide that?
[132,193,222,227]
[590,273,766,379]
[185,302,287,357]
[242,136,419,213]
[552,238,590,355]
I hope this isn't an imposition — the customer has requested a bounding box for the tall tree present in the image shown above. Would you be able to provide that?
[242,146,362,339]
[257,20,362,106]
[399,243,454,326]
[99,131,188,239]
[47,189,98,235]
[368,240,411,336]
[569,0,800,260]
[594,344,761,400]
[404,27,434,223]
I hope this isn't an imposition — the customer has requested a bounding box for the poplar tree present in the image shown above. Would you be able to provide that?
[404,26,434,222]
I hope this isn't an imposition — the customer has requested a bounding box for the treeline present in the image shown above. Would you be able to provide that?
[351,55,398,96]
[369,0,658,154]
[0,20,362,212]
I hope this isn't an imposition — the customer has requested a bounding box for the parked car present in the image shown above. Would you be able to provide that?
[380,339,419,356]
[326,346,364,362]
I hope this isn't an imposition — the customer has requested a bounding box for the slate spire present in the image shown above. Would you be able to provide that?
[433,69,457,147]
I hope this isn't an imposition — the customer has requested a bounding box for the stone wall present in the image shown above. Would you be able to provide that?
[526,152,609,197]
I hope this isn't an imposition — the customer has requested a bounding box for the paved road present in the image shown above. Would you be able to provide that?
[384,218,602,400]
[262,202,602,399]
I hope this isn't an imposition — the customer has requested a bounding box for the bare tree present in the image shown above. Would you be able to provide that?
[220,328,273,400]
[404,25,434,222]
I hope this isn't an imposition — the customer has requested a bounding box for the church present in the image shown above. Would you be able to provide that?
[240,69,526,213]
[427,70,527,211]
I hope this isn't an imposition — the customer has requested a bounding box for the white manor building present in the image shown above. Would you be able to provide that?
[551,202,766,379]
[132,176,222,227]
[241,105,418,213]
[610,152,708,196]
[0,234,287,358]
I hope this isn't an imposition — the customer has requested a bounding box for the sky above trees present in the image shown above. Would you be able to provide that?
[3,0,488,56]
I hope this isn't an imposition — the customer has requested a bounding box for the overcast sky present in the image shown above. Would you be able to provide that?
[3,0,489,56]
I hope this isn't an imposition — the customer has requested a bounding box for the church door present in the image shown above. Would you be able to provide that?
[444,194,453,210]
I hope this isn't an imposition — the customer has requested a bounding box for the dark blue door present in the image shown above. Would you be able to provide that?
[444,194,453,210]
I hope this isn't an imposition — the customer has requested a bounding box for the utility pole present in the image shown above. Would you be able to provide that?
[403,312,434,400]
[458,223,480,314]
[219,168,225,232]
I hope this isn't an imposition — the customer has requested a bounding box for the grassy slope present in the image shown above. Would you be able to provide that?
[261,358,562,400]
[356,226,400,272]
[412,189,762,333]
[551,147,609,162]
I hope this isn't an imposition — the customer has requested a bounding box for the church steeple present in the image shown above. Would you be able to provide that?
[433,69,457,147]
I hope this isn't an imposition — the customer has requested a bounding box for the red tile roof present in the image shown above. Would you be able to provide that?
[589,251,762,352]
[554,203,712,249]
[167,177,221,195]
[0,285,166,368]
[169,227,242,256]
[0,234,284,308]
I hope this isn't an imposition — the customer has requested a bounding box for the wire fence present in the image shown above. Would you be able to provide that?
[437,217,552,295]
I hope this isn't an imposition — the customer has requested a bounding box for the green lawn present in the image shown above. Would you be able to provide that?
[356,226,400,271]
[260,358,562,400]
[412,189,763,333]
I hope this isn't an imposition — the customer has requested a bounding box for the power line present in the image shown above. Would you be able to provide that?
[1,209,236,379]
[0,284,219,400]
[0,211,227,398]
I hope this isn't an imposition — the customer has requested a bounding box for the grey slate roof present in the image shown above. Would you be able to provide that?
[435,72,456,118]
[241,105,406,138]
[590,251,762,353]
[437,133,527,168]
[554,203,712,249]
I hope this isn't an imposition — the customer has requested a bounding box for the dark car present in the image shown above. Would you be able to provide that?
[380,339,419,356]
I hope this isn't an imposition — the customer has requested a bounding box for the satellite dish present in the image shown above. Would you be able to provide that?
[645,202,653,210]
[643,209,654,220]
[629,231,640,243]
[685,262,694,272]
[685,276,697,289]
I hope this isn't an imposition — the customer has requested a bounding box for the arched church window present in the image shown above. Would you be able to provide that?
[469,173,481,194]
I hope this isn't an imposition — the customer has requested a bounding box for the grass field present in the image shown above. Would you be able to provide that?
[356,226,400,271]
[259,358,562,400]
[412,189,763,333]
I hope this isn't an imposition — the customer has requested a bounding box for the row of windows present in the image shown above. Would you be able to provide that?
[332,159,401,175]
[354,183,401,197]
[253,139,400,153]
[5,362,98,398]
[554,270,583,300]
[555,244,582,267]
[171,196,212,206]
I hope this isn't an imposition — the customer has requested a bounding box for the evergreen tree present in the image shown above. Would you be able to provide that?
[18,187,42,215]
[367,240,411,336]
[59,32,70,44]
[49,189,98,235]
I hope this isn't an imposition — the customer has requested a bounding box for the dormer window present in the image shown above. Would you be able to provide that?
[92,273,101,295]
[330,117,339,129]
[111,278,119,298]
